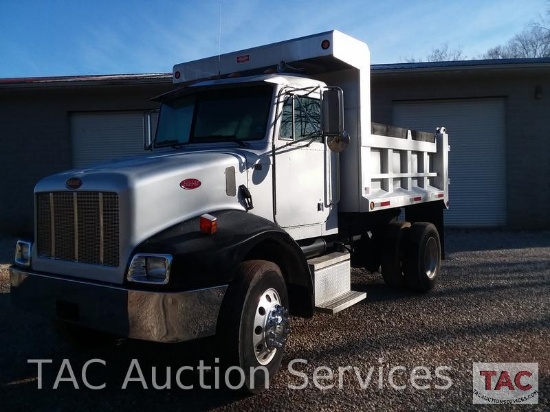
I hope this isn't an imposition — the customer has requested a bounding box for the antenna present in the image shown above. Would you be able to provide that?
[218,1,222,62]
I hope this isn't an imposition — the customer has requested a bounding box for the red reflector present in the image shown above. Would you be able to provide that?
[414,196,422,202]
[321,39,331,50]
[200,214,217,234]
[437,193,445,198]
[380,201,391,207]
[237,54,250,64]
[174,71,181,79]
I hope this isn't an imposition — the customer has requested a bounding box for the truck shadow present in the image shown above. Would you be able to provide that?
[352,256,550,304]
[0,292,251,410]
[0,236,17,265]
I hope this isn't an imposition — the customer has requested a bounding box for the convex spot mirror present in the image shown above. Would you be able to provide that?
[327,131,350,153]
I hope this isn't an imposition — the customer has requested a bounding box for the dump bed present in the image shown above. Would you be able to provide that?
[357,123,449,213]
[170,30,449,214]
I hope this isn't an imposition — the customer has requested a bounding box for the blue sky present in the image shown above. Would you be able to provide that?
[1,0,547,78]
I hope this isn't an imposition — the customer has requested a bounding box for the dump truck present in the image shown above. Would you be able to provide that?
[10,30,449,391]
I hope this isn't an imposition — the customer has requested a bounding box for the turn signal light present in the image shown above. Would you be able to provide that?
[200,214,217,234]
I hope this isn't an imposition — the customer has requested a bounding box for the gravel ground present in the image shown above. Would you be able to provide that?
[0,230,548,411]
[0,235,17,293]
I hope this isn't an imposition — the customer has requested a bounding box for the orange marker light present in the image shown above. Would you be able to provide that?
[200,214,218,234]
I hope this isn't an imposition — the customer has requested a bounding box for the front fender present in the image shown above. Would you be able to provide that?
[131,210,313,316]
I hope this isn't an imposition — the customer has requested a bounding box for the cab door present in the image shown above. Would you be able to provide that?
[273,93,337,236]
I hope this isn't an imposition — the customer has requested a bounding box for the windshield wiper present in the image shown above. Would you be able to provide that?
[154,139,187,149]
[192,135,249,147]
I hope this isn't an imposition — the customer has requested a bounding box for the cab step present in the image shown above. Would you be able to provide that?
[308,251,367,315]
[315,290,367,314]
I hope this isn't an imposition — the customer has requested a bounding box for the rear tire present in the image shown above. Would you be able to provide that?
[381,221,411,289]
[353,232,382,273]
[403,222,441,292]
[217,260,290,393]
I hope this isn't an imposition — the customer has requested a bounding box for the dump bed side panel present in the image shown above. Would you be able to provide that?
[359,125,449,213]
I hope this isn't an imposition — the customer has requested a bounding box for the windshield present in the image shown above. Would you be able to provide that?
[155,85,273,147]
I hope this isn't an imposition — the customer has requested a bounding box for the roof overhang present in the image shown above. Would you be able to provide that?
[372,58,550,75]
[0,73,172,89]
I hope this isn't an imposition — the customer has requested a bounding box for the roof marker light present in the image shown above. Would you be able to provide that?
[174,71,181,80]
[321,40,331,50]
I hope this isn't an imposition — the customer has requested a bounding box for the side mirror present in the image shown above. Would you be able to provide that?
[322,88,350,152]
[322,88,344,136]
[143,109,159,150]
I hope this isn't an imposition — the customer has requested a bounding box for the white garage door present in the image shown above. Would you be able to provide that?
[71,111,154,168]
[393,98,506,227]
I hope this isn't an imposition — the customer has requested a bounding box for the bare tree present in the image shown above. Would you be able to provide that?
[533,0,550,33]
[483,4,550,59]
[483,45,507,59]
[428,43,466,61]
[407,4,550,62]
[406,43,466,63]
[483,25,550,58]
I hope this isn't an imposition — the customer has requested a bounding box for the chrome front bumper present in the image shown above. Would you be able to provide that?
[9,266,227,343]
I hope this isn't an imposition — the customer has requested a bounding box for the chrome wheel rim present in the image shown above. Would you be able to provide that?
[424,237,439,279]
[252,288,290,365]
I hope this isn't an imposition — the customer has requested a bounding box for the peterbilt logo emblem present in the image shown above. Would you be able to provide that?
[180,178,201,190]
[66,177,82,190]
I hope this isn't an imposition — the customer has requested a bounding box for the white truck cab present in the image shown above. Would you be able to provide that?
[10,30,449,392]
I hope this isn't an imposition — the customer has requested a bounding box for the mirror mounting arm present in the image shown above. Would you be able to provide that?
[143,109,159,151]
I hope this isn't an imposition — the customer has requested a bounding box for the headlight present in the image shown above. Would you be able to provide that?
[15,240,32,267]
[127,254,173,285]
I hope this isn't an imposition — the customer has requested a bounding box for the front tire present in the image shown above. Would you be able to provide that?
[217,260,290,393]
[403,222,441,292]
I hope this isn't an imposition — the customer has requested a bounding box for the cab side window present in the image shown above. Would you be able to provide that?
[279,95,321,141]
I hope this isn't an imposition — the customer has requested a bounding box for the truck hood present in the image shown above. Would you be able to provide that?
[33,149,249,283]
[49,149,248,184]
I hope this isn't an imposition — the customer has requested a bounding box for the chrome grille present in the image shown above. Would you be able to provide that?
[36,192,119,267]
